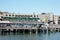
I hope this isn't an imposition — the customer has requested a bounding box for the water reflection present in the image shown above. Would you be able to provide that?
[0,32,60,40]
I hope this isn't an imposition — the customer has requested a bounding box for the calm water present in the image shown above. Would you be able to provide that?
[0,32,60,40]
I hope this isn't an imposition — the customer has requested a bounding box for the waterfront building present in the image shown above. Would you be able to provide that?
[0,12,40,28]
[0,11,60,33]
[0,11,57,28]
[58,16,60,24]
[54,15,58,24]
[37,13,50,23]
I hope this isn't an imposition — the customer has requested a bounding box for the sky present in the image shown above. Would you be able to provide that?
[0,0,60,15]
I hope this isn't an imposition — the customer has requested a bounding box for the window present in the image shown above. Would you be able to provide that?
[12,15,14,16]
[0,12,3,15]
[59,17,60,18]
[37,15,38,17]
[34,15,35,17]
[1,16,3,18]
[6,15,8,16]
[31,15,32,17]
[9,15,11,16]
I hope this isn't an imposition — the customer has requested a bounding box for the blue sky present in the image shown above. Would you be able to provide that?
[0,0,60,15]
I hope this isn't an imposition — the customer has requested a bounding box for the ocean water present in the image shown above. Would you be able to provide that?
[0,32,60,40]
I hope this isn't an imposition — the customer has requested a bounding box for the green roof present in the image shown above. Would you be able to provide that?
[3,17,40,21]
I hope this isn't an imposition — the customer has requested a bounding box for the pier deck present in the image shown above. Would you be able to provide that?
[0,24,60,33]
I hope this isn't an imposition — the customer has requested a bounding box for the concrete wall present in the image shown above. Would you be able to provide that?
[54,15,58,24]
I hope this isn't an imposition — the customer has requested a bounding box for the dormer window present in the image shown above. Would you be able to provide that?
[9,15,11,16]
[37,15,38,17]
[34,15,35,17]
[1,16,3,18]
[59,17,60,18]
[12,15,14,16]
[6,15,8,16]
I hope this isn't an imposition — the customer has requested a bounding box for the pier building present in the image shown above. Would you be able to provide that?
[0,11,59,33]
[0,12,55,28]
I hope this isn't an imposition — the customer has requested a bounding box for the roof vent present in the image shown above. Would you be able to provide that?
[41,13,46,14]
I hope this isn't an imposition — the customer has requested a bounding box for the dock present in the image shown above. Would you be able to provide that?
[0,24,60,33]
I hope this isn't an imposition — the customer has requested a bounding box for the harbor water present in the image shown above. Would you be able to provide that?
[0,32,60,40]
